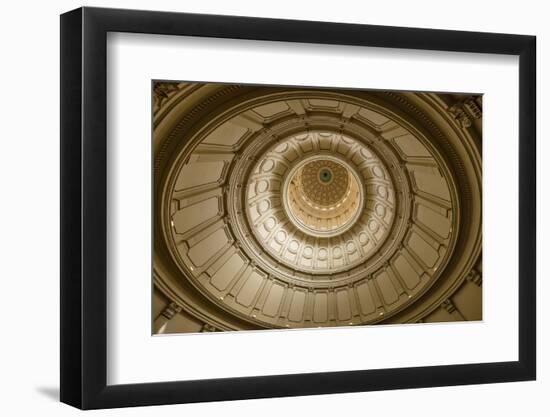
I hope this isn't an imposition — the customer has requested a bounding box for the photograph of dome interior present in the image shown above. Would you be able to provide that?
[152,81,482,334]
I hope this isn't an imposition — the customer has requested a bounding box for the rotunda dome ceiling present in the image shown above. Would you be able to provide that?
[299,159,350,207]
[153,84,482,331]
[287,156,362,237]
[243,132,397,275]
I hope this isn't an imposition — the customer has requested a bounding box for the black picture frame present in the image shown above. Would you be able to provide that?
[60,6,536,410]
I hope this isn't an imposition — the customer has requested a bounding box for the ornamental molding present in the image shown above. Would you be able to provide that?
[152,85,482,329]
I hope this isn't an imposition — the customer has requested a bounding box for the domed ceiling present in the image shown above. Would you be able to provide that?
[152,82,482,334]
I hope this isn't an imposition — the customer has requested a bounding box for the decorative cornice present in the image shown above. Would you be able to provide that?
[160,301,182,320]
[201,323,218,332]
[441,299,457,314]
[153,82,183,115]
[447,96,482,129]
[467,269,483,286]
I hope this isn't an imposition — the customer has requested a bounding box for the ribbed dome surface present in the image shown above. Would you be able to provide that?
[299,159,349,207]
[153,83,482,332]
[244,132,396,274]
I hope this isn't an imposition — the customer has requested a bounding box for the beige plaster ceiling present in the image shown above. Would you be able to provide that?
[153,83,482,332]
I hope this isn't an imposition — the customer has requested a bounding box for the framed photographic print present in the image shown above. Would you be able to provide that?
[60,6,536,409]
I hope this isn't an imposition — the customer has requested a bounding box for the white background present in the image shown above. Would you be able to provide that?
[0,0,546,415]
[108,34,518,384]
